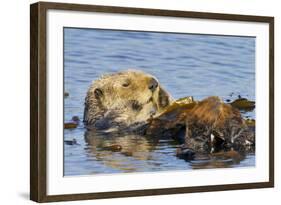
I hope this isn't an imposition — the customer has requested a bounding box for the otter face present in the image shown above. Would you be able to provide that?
[84,70,173,128]
[104,71,159,109]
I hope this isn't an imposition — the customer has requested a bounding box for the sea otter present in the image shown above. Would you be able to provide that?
[83,70,254,156]
[83,69,173,130]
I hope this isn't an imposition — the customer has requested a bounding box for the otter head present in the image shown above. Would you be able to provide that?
[83,69,173,129]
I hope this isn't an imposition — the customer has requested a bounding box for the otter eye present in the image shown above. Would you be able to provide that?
[122,81,130,87]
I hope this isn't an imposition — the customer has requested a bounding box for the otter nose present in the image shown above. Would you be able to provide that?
[148,78,158,92]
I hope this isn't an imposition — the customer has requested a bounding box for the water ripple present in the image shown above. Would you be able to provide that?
[64,28,255,176]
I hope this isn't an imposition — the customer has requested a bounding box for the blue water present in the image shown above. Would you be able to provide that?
[64,28,255,176]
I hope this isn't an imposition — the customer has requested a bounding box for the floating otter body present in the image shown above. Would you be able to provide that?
[181,97,254,155]
[145,96,254,158]
[83,69,173,130]
[84,70,254,157]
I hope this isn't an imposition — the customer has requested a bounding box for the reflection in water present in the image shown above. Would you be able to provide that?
[83,129,254,173]
[189,148,255,169]
[84,130,159,173]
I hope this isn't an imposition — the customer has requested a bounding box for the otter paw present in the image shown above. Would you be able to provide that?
[176,145,196,160]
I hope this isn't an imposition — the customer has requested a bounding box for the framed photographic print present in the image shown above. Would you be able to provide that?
[30,1,274,202]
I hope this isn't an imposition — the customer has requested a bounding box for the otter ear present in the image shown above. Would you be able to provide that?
[158,86,172,108]
[94,88,103,98]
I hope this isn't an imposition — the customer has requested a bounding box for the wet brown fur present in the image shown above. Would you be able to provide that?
[183,96,253,153]
[187,96,243,129]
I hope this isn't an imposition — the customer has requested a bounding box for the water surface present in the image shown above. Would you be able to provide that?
[64,28,255,176]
